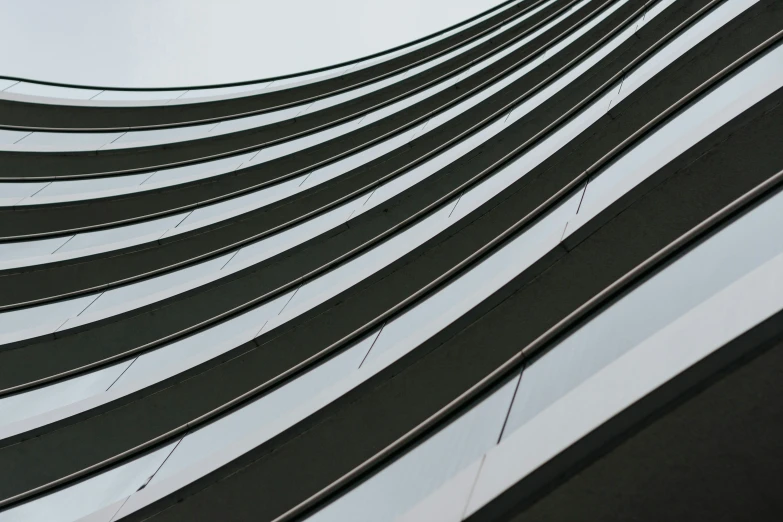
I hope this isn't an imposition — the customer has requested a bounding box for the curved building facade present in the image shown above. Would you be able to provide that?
[0,0,781,520]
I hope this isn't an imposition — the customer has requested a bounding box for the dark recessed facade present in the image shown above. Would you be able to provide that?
[0,0,781,520]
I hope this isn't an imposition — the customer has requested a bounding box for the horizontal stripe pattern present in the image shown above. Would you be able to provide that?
[0,0,780,521]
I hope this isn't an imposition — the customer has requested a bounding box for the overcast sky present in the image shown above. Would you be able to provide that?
[0,0,502,88]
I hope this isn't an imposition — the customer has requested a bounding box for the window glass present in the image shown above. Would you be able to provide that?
[223,198,362,272]
[0,442,176,522]
[283,202,455,317]
[149,330,373,484]
[55,212,188,257]
[342,20,783,517]
[142,152,254,188]
[264,64,353,91]
[64,253,234,330]
[364,188,581,366]
[0,360,131,428]
[248,118,362,166]
[456,183,783,515]
[209,104,303,135]
[577,41,783,227]
[306,377,517,522]
[301,75,400,116]
[301,123,421,189]
[112,290,294,390]
[162,174,307,238]
[612,0,759,109]
[504,176,783,440]
[3,3,768,520]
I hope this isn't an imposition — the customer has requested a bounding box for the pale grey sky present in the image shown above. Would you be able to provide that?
[0,0,502,88]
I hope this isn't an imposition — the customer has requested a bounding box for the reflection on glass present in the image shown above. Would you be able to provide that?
[456,201,783,519]
[70,253,234,327]
[300,124,422,189]
[162,175,307,238]
[248,119,362,166]
[504,186,783,438]
[301,75,400,116]
[0,360,131,428]
[0,441,176,522]
[0,3,773,520]
[0,0,531,109]
[282,203,455,316]
[364,187,582,367]
[5,3,576,261]
[0,0,648,394]
[316,7,781,513]
[0,0,557,155]
[306,377,518,522]
[111,290,293,390]
[579,40,783,224]
[1,0,670,336]
[149,331,373,484]
[376,47,783,516]
[612,0,759,109]
[3,0,651,342]
[142,152,255,188]
[55,212,188,256]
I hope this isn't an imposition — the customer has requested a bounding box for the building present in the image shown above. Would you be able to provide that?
[0,0,781,520]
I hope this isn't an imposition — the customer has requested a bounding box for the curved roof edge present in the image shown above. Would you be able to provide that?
[0,0,517,92]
